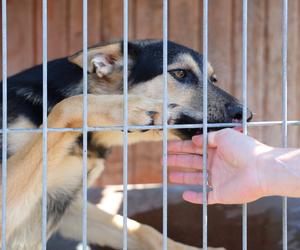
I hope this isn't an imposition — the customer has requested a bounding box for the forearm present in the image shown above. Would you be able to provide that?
[260,148,300,197]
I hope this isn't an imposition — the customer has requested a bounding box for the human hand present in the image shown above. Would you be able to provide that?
[168,128,273,204]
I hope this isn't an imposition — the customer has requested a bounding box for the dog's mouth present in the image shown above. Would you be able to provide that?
[172,116,252,140]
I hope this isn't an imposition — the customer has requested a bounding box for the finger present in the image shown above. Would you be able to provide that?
[183,190,216,204]
[168,140,202,154]
[169,172,203,185]
[207,128,241,148]
[193,133,218,148]
[168,154,203,169]
[182,191,203,204]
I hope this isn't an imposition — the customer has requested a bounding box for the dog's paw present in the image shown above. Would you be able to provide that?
[127,96,188,127]
[127,96,163,126]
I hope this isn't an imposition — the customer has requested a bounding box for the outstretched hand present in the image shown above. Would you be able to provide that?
[167,128,273,204]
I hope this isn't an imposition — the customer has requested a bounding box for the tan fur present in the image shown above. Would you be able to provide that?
[171,54,201,76]
[130,75,201,117]
[207,62,215,78]
[8,116,35,155]
[69,43,122,72]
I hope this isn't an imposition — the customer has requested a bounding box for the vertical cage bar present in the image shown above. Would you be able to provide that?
[41,0,48,249]
[162,0,169,249]
[82,0,88,248]
[281,0,288,249]
[122,0,129,249]
[242,1,248,250]
[1,0,7,248]
[202,0,208,249]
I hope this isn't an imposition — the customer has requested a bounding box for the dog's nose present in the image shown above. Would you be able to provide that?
[225,103,252,122]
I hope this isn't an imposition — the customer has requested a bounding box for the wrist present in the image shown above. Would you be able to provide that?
[257,147,284,197]
[258,147,300,197]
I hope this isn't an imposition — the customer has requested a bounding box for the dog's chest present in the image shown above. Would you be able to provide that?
[46,157,106,234]
[7,123,110,241]
[46,136,109,230]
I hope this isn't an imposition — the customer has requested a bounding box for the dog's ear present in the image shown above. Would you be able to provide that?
[68,42,139,78]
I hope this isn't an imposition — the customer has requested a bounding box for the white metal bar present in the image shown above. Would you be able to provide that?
[1,0,7,248]
[41,0,48,248]
[82,0,88,248]
[2,119,300,134]
[242,0,248,249]
[202,0,208,249]
[122,0,129,249]
[281,1,288,249]
[162,0,168,249]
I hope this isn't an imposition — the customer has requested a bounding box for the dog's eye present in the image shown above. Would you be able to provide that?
[170,70,187,79]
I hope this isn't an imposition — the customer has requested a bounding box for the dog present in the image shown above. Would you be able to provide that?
[0,39,251,249]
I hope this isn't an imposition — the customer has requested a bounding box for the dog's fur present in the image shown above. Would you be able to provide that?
[0,40,249,249]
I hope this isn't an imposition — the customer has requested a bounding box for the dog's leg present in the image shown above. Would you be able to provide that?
[58,200,224,250]
[58,201,193,250]
[1,94,164,241]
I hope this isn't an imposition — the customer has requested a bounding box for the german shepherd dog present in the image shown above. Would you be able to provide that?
[0,40,251,249]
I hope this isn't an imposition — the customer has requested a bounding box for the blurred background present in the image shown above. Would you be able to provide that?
[1,0,300,185]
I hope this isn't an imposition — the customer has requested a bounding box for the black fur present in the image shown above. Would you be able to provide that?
[129,41,203,85]
[5,58,83,126]
[72,133,112,159]
[47,187,80,231]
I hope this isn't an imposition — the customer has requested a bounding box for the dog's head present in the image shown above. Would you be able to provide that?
[69,40,252,140]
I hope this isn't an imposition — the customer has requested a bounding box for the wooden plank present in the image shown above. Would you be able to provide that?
[34,0,69,64]
[169,0,200,51]
[68,0,103,54]
[286,0,299,147]
[246,0,267,143]
[101,0,122,41]
[135,0,162,40]
[88,0,102,46]
[6,0,35,76]
[261,0,282,146]
[231,0,243,99]
[295,1,300,147]
[232,0,282,146]
[101,0,135,41]
[67,0,82,54]
[208,0,234,94]
[46,0,69,60]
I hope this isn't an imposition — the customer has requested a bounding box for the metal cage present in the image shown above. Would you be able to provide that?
[1,0,289,250]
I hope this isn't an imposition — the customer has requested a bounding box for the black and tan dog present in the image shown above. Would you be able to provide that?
[0,40,250,249]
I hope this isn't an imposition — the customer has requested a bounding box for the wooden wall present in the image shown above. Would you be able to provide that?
[1,0,300,185]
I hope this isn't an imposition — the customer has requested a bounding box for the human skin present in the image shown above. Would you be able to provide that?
[167,128,300,204]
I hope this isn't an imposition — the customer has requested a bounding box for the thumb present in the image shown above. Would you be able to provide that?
[192,132,219,148]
